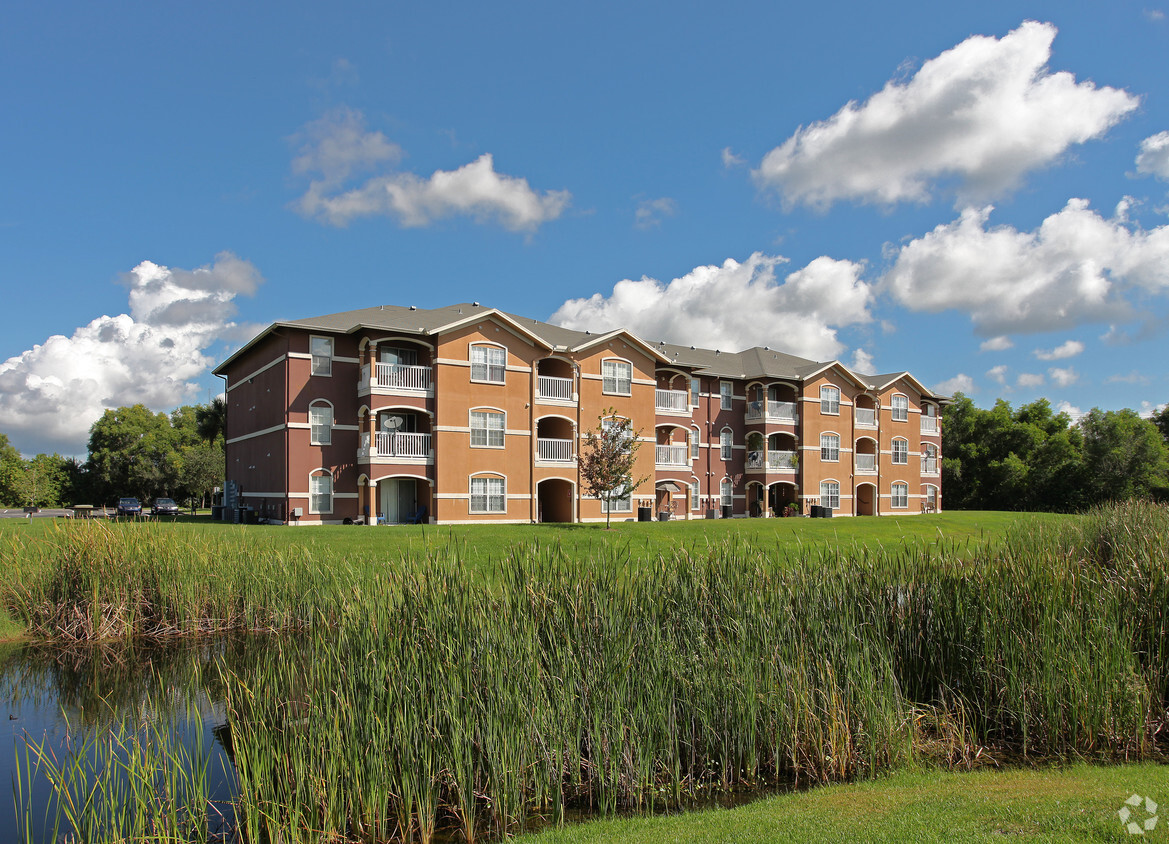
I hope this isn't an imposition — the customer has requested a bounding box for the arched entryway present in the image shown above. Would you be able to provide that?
[855,483,877,516]
[768,481,798,516]
[537,478,574,523]
[376,476,431,524]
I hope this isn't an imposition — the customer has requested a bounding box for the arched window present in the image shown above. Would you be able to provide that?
[820,386,840,414]
[690,426,701,460]
[690,477,700,510]
[891,394,909,422]
[720,428,733,461]
[470,343,506,384]
[720,478,734,509]
[923,442,938,473]
[602,358,632,395]
[470,408,505,448]
[309,400,333,445]
[309,469,333,514]
[892,437,908,464]
[470,474,506,513]
[820,433,840,462]
[891,482,908,509]
[820,480,840,510]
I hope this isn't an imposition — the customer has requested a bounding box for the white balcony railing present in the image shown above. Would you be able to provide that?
[922,457,939,474]
[655,388,689,412]
[921,417,939,434]
[746,450,798,470]
[856,453,877,473]
[855,407,877,427]
[655,444,689,467]
[537,437,574,462]
[537,375,574,401]
[767,450,797,470]
[745,400,798,423]
[374,431,431,458]
[374,363,431,391]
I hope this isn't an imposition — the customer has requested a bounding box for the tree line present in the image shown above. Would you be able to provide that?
[942,394,1169,511]
[0,399,225,509]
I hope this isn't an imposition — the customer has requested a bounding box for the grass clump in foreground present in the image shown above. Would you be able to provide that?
[7,502,1169,843]
[515,763,1169,843]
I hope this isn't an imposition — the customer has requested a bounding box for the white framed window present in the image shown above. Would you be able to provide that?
[470,409,505,448]
[380,346,418,366]
[471,344,506,384]
[720,428,733,461]
[892,438,908,464]
[891,395,909,422]
[820,386,840,415]
[690,377,701,406]
[690,478,700,509]
[602,359,632,395]
[720,479,733,509]
[602,416,633,454]
[601,485,632,513]
[309,401,333,446]
[470,475,506,513]
[891,482,908,509]
[820,481,840,510]
[820,433,840,462]
[690,426,700,460]
[720,381,733,410]
[309,470,333,514]
[310,336,334,376]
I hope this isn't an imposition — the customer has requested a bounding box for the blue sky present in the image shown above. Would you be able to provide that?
[3,1,1169,456]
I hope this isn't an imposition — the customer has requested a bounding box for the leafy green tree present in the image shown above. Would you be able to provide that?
[195,397,227,445]
[175,442,224,507]
[579,409,647,527]
[1079,408,1169,502]
[0,433,25,507]
[86,405,180,502]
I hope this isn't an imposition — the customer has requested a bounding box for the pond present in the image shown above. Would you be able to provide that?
[0,637,248,843]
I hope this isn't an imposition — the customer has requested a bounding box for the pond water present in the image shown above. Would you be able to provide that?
[0,637,251,844]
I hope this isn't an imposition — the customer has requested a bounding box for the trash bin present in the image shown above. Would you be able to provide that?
[211,505,224,521]
[822,507,833,518]
[810,505,823,518]
[705,509,718,519]
[721,505,732,519]
[637,506,653,522]
[658,511,670,521]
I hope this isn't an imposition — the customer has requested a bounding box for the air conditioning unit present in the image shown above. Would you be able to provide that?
[292,507,303,518]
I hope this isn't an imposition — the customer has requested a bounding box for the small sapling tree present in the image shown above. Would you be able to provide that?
[580,408,647,527]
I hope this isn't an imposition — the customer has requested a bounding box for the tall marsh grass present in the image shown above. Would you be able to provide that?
[6,502,1169,843]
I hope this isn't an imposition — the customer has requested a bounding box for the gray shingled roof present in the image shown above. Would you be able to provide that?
[214,301,947,400]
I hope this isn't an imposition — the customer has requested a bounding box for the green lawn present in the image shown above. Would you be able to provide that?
[516,763,1169,843]
[0,509,1075,570]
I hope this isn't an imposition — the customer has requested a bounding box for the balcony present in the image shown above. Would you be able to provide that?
[362,363,433,395]
[921,417,939,434]
[745,400,798,424]
[655,389,690,413]
[655,444,689,467]
[922,457,939,474]
[855,407,877,428]
[746,450,798,471]
[537,375,574,402]
[856,453,877,473]
[537,437,574,462]
[359,431,432,460]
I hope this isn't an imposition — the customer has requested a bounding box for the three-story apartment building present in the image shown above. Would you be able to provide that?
[214,303,945,524]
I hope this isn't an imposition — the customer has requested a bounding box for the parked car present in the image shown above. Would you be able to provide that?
[151,497,180,517]
[116,497,142,517]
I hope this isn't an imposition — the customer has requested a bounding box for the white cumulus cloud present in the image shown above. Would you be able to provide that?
[987,364,1009,385]
[934,373,975,395]
[293,108,570,233]
[551,252,872,361]
[850,348,875,374]
[980,336,1014,352]
[754,21,1138,209]
[1136,131,1169,181]
[1017,372,1045,388]
[1034,339,1084,360]
[0,253,262,456]
[1048,366,1079,387]
[884,199,1169,335]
